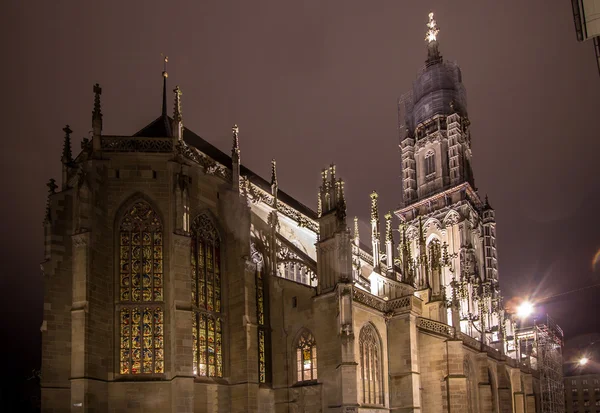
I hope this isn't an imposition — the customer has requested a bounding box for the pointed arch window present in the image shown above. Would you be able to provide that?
[118,201,164,374]
[425,150,436,178]
[191,215,223,377]
[296,330,317,383]
[360,324,383,405]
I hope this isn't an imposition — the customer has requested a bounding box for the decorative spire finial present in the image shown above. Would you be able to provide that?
[61,125,73,164]
[425,12,439,43]
[270,159,278,197]
[385,212,393,242]
[47,178,58,194]
[161,54,168,118]
[425,12,442,64]
[173,85,182,122]
[232,124,240,155]
[92,83,102,130]
[370,191,379,224]
[354,216,360,241]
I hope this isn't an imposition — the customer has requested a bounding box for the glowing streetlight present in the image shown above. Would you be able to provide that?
[516,301,534,319]
[579,357,590,366]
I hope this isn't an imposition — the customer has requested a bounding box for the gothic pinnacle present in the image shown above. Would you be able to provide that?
[173,86,182,123]
[270,159,278,199]
[47,178,57,194]
[232,124,240,158]
[385,212,393,242]
[370,191,379,225]
[353,216,359,241]
[92,83,102,130]
[61,125,73,165]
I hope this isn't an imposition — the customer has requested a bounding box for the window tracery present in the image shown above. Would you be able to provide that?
[360,324,383,405]
[296,330,317,383]
[191,215,223,377]
[118,201,164,374]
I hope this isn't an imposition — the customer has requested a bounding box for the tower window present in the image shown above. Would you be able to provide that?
[424,151,436,178]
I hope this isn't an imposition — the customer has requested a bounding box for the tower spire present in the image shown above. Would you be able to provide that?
[161,55,168,118]
[425,12,442,65]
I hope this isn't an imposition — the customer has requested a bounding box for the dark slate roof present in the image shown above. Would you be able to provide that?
[133,116,318,220]
[133,116,172,138]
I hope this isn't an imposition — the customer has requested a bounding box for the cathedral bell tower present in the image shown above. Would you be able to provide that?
[395,13,503,345]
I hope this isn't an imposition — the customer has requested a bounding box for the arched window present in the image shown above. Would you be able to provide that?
[118,201,164,375]
[191,215,223,377]
[424,150,436,177]
[360,324,383,405]
[296,330,317,382]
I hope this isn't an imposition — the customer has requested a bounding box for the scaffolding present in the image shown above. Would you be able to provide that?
[516,315,564,413]
[535,315,565,413]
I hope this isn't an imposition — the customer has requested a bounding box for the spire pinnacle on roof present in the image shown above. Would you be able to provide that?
[425,12,442,65]
[353,216,360,243]
[61,125,73,165]
[270,159,278,206]
[161,55,168,118]
[173,85,182,123]
[425,12,439,43]
[270,159,278,191]
[232,124,240,157]
[92,83,102,132]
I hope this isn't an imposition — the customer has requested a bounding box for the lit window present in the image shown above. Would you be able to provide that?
[118,201,164,374]
[584,380,588,385]
[424,151,436,177]
[573,379,578,386]
[296,330,317,383]
[360,324,384,406]
[191,215,223,377]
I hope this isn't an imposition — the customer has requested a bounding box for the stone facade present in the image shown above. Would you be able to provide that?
[41,16,542,413]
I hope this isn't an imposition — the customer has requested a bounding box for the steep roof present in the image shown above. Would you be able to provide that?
[133,116,318,220]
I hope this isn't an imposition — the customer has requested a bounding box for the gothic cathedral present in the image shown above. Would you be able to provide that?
[41,14,541,413]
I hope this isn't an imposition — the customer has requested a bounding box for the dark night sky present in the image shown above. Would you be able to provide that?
[1,0,599,379]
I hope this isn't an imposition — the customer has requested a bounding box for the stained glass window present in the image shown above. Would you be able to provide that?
[360,324,383,405]
[118,201,164,375]
[191,215,223,378]
[296,330,317,383]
